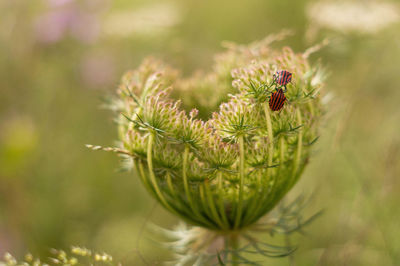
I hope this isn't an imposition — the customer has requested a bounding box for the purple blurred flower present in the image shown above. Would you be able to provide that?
[34,0,101,44]
[35,9,75,44]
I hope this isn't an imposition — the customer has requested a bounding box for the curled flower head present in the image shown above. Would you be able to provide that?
[91,34,325,263]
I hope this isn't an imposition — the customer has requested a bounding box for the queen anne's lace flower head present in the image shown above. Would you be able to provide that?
[89,34,326,264]
[107,36,324,230]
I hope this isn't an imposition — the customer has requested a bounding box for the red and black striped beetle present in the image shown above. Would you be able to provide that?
[274,70,292,90]
[269,88,287,111]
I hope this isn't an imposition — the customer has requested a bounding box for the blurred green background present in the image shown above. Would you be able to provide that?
[1,0,400,265]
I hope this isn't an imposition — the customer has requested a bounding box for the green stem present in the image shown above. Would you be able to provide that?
[241,169,262,226]
[229,234,239,266]
[292,110,302,175]
[280,137,285,169]
[146,133,174,213]
[182,144,193,206]
[234,135,245,229]
[264,103,276,195]
[199,183,211,218]
[166,171,175,197]
[133,159,153,194]
[165,171,196,218]
[204,180,226,229]
[291,109,303,186]
[217,171,230,228]
[263,103,274,176]
[257,168,262,186]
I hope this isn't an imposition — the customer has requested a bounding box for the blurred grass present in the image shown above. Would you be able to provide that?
[1,0,400,265]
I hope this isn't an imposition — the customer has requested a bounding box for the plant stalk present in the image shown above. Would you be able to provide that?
[229,234,239,266]
[263,103,274,176]
[182,144,192,206]
[217,171,230,228]
[292,109,303,176]
[234,135,245,229]
[146,133,174,213]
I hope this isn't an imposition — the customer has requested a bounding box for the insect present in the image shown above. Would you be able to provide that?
[269,88,287,111]
[274,70,292,91]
